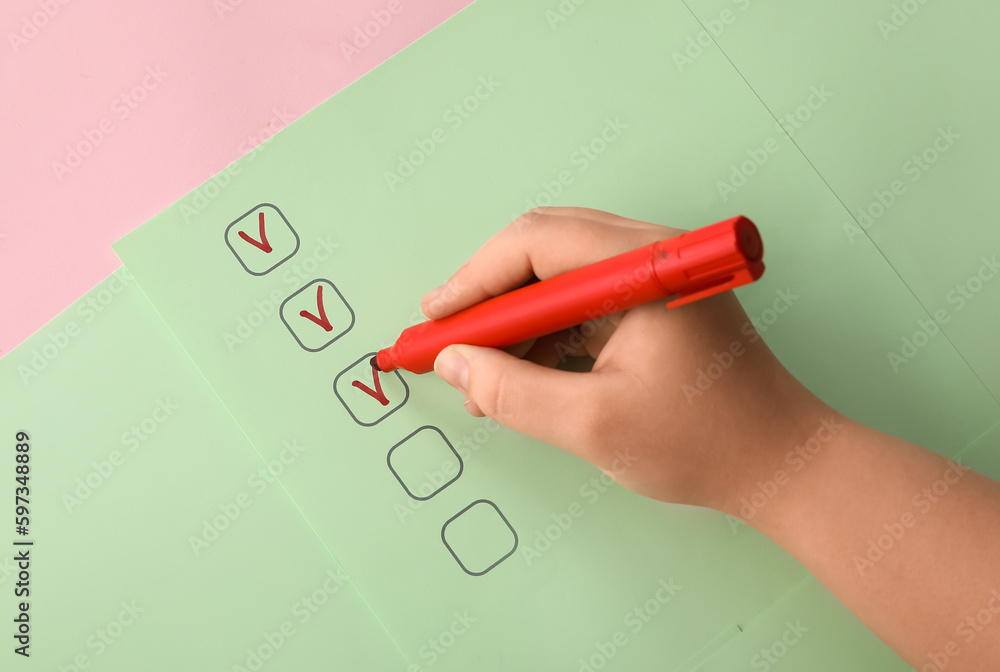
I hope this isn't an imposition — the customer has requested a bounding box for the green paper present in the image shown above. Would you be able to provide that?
[0,271,406,669]
[691,577,911,671]
[682,0,1000,402]
[105,0,997,669]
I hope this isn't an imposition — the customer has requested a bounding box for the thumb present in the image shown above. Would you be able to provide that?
[434,344,602,455]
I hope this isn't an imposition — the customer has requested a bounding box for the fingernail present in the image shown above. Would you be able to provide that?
[435,347,469,393]
[423,284,445,304]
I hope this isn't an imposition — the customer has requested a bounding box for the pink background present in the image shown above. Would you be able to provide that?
[1,0,471,356]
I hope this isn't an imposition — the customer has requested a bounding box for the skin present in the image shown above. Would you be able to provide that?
[422,207,1000,672]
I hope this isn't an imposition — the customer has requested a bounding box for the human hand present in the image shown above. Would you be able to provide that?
[424,208,1000,672]
[423,207,837,513]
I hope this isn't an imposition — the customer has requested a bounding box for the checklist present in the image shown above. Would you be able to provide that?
[221,203,519,580]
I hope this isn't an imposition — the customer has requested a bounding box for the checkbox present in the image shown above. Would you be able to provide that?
[280,279,355,352]
[225,203,300,275]
[333,352,409,426]
[441,500,518,576]
[387,426,463,501]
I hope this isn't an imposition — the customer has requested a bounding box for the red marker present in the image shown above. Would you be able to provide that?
[376,216,765,374]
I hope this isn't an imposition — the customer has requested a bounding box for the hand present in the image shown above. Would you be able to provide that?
[423,207,1000,671]
[422,207,837,513]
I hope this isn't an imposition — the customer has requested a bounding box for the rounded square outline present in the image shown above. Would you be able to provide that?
[279,279,356,352]
[441,499,518,577]
[387,426,464,501]
[224,203,301,276]
[333,352,409,427]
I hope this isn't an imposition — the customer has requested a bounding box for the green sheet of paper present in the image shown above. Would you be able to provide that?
[110,0,999,669]
[0,271,406,669]
[690,577,909,672]
[682,0,1000,402]
[0,0,984,669]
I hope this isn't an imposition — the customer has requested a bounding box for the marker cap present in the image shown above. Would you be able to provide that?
[655,215,765,308]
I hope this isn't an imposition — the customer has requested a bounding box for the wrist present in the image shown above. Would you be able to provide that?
[715,403,855,527]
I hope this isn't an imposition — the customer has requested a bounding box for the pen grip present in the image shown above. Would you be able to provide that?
[386,243,666,374]
[379,216,762,374]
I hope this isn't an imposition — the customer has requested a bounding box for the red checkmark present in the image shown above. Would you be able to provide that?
[352,358,389,406]
[299,284,333,332]
[238,212,273,253]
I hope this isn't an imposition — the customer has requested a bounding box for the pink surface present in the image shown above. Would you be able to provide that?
[1,0,472,356]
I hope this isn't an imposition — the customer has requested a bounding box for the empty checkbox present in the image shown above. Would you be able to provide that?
[387,426,463,501]
[441,500,518,576]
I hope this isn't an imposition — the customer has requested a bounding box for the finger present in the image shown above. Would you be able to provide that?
[516,206,681,231]
[522,330,583,368]
[464,397,484,417]
[503,338,536,360]
[434,343,612,457]
[470,337,540,415]
[593,290,741,374]
[579,315,620,360]
[420,209,680,319]
[521,316,619,366]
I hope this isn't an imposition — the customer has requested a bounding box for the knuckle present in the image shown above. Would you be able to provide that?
[441,274,465,301]
[473,274,507,304]
[522,206,549,220]
[512,207,549,234]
